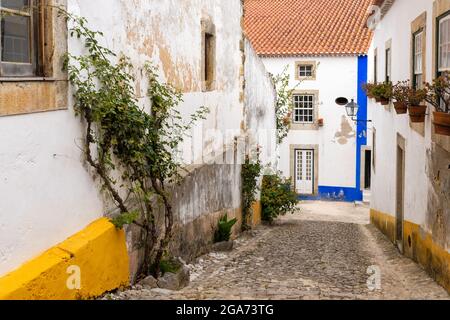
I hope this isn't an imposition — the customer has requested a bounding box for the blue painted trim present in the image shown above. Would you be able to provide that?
[354,55,368,202]
[300,186,364,202]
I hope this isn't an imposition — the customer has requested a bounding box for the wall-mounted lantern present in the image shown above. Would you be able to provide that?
[335,97,372,123]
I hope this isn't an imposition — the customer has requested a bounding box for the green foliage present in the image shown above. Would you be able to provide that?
[392,81,410,103]
[241,151,262,231]
[425,71,450,112]
[370,82,393,100]
[61,10,208,277]
[111,212,139,229]
[271,66,300,144]
[261,174,299,223]
[151,258,181,276]
[214,215,238,243]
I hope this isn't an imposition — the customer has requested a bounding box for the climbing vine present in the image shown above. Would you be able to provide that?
[271,67,300,144]
[241,149,262,231]
[61,10,208,278]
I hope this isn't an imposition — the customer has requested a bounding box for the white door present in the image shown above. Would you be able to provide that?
[295,150,314,195]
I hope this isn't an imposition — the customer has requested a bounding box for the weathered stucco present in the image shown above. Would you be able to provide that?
[0,0,276,287]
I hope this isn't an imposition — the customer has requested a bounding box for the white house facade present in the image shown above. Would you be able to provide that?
[244,0,373,202]
[368,0,450,293]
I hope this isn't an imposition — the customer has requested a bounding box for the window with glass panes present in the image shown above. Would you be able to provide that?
[298,64,313,78]
[0,0,40,77]
[293,94,314,123]
[385,48,391,82]
[438,13,450,112]
[413,30,423,89]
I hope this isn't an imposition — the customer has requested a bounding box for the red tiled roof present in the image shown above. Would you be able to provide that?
[244,0,374,57]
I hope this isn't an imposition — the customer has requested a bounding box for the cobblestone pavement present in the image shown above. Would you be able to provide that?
[107,201,449,300]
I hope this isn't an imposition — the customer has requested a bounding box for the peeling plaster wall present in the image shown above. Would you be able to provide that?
[0,0,251,277]
[368,0,450,252]
[262,56,359,189]
[244,38,278,170]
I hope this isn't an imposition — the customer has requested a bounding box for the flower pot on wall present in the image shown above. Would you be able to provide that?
[380,98,390,105]
[394,102,407,114]
[433,111,450,136]
[408,105,427,123]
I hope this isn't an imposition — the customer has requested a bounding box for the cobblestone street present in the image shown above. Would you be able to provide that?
[109,202,449,300]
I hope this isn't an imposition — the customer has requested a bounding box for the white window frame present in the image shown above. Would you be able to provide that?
[0,0,40,77]
[438,14,450,72]
[298,64,313,78]
[413,31,423,88]
[385,48,391,82]
[293,94,315,124]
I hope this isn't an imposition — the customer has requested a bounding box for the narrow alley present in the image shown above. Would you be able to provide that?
[107,202,449,300]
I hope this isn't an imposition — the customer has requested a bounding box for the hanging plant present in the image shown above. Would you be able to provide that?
[371,82,393,105]
[392,81,409,114]
[362,82,376,99]
[406,87,428,123]
[425,72,450,136]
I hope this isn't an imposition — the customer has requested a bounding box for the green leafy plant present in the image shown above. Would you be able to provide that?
[362,82,376,98]
[151,257,182,276]
[271,66,300,144]
[241,149,262,231]
[425,71,450,112]
[62,10,208,278]
[261,174,299,223]
[214,214,238,243]
[371,82,393,101]
[392,81,410,104]
[406,87,428,106]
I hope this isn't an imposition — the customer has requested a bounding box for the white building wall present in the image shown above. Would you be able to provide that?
[368,0,434,226]
[244,38,278,169]
[262,56,360,189]
[0,0,258,276]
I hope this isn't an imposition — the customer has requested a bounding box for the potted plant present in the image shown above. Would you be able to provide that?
[425,72,450,136]
[407,87,428,123]
[372,82,393,105]
[392,81,409,114]
[362,82,376,99]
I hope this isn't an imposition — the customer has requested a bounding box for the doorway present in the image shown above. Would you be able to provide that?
[295,149,314,195]
[364,149,372,190]
[396,135,406,253]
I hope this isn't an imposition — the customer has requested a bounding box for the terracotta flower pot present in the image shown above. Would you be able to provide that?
[408,105,427,123]
[433,111,450,136]
[394,102,407,114]
[380,98,390,105]
[375,97,381,103]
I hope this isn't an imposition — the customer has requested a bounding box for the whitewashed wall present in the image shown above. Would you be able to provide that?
[368,0,434,226]
[244,39,278,170]
[262,56,359,188]
[0,0,248,277]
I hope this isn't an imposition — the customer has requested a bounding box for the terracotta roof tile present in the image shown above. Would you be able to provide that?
[244,0,374,56]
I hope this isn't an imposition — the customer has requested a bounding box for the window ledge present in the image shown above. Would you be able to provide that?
[0,77,59,83]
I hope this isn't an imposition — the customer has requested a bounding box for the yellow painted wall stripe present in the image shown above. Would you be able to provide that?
[0,218,129,300]
[371,209,450,294]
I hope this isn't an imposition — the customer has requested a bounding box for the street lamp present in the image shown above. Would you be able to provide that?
[345,99,359,120]
[335,97,372,123]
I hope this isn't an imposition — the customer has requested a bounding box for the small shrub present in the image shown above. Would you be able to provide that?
[214,214,238,243]
[241,152,262,231]
[261,174,299,223]
[150,257,181,276]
